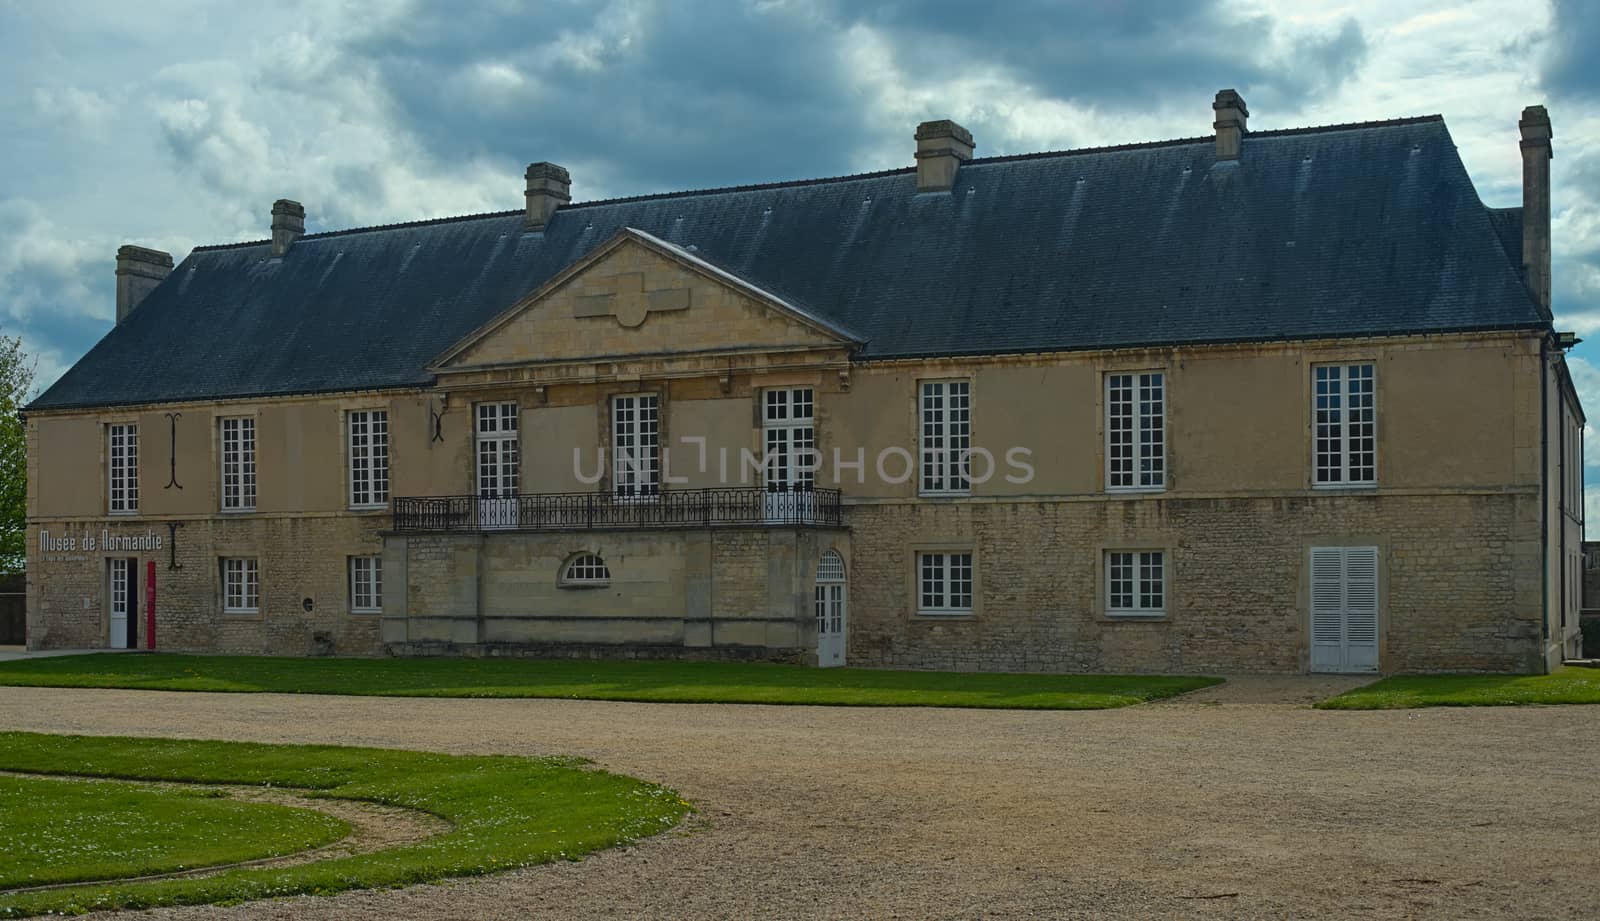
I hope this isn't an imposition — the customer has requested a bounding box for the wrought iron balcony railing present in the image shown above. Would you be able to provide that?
[393,487,844,532]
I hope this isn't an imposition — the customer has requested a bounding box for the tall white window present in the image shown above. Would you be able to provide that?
[918,551,974,614]
[349,556,382,613]
[612,394,660,498]
[348,410,390,508]
[108,423,139,513]
[763,388,816,492]
[1106,372,1164,490]
[219,417,257,511]
[920,380,971,495]
[475,402,519,498]
[1107,551,1165,616]
[1313,363,1376,486]
[222,558,260,613]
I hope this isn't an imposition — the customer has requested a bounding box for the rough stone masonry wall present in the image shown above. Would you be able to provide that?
[28,514,388,656]
[847,493,1542,674]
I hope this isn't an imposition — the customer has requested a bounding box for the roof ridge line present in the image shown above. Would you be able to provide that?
[187,113,1447,254]
[1249,113,1443,138]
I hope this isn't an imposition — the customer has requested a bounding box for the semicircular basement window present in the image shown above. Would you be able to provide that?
[560,553,611,588]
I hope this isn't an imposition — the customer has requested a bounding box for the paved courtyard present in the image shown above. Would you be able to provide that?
[0,678,1594,920]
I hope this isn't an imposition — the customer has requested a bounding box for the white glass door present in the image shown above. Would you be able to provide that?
[475,402,520,529]
[108,558,130,649]
[815,551,846,667]
[764,388,816,522]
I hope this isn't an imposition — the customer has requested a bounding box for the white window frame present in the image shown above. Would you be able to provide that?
[1312,362,1376,487]
[219,416,257,511]
[108,422,139,514]
[349,556,382,614]
[560,553,612,587]
[348,409,390,509]
[1105,371,1165,492]
[612,393,661,499]
[917,551,974,615]
[221,557,260,614]
[1106,550,1166,617]
[919,380,971,496]
[474,401,519,498]
[763,387,817,492]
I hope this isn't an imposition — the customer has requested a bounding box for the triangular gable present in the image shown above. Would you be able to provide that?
[432,227,862,372]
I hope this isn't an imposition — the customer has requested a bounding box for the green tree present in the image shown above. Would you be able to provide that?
[0,334,36,573]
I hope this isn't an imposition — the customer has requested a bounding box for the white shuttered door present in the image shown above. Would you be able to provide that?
[1310,546,1380,673]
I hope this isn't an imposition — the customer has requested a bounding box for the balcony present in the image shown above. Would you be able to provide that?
[392,487,845,532]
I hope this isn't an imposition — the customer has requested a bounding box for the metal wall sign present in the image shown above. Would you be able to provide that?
[38,527,164,554]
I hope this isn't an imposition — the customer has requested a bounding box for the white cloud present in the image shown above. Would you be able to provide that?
[0,200,109,326]
[31,86,114,136]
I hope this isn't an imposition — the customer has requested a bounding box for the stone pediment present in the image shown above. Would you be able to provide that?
[433,228,860,376]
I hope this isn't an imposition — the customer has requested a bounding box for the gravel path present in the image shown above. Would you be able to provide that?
[0,681,1594,920]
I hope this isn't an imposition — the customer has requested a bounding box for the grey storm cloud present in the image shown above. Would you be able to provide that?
[840,0,1367,109]
[344,2,870,192]
[1544,0,1600,99]
[337,0,1367,194]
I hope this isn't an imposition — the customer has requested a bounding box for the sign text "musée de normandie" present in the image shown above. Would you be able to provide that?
[39,528,164,553]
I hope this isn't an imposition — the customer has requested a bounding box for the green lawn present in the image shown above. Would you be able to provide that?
[0,732,687,917]
[1316,667,1600,710]
[0,654,1218,709]
[0,774,347,889]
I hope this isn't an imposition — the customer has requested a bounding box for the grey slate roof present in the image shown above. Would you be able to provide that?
[30,115,1547,411]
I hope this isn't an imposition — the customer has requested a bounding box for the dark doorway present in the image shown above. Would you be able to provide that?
[0,573,23,645]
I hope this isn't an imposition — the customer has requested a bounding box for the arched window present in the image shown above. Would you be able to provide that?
[561,553,611,587]
[817,550,845,583]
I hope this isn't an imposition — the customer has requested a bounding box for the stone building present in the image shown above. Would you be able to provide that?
[23,92,1585,673]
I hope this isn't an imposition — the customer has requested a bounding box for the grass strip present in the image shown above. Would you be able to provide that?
[0,654,1219,709]
[1316,668,1600,709]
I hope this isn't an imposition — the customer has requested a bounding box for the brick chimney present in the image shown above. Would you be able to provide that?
[1519,104,1553,313]
[914,120,974,193]
[271,199,305,257]
[1213,89,1248,161]
[115,245,173,324]
[524,162,571,231]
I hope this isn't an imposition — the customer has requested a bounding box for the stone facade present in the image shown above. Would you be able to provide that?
[381,527,848,662]
[28,513,386,656]
[851,494,1541,675]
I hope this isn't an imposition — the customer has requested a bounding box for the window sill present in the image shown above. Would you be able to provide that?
[348,505,390,514]
[917,492,972,500]
[559,582,611,591]
[219,508,258,515]
[1310,483,1378,491]
[915,610,975,618]
[107,509,139,517]
[1105,487,1166,496]
[1104,611,1166,621]
[350,608,383,616]
[221,609,260,618]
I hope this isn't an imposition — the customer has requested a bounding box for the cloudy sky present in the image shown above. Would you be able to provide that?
[4,0,1599,505]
